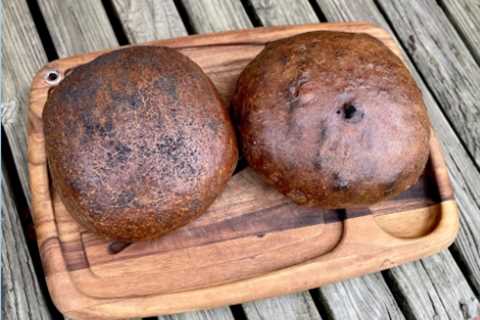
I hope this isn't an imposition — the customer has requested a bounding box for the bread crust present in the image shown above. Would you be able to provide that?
[44,46,238,240]
[232,31,430,208]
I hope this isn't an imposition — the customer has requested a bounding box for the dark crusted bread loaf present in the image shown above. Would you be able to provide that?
[43,46,238,241]
[232,31,430,208]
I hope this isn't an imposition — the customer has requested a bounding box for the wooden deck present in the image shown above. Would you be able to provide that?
[1,0,480,319]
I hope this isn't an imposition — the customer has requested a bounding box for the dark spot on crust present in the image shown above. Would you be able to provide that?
[98,119,113,137]
[313,156,323,170]
[344,104,356,119]
[154,75,177,99]
[157,135,185,162]
[111,90,143,110]
[155,134,200,179]
[332,172,349,191]
[257,233,265,238]
[107,142,132,167]
[80,111,96,139]
[69,179,83,193]
[139,144,153,158]
[312,126,329,169]
[115,143,132,163]
[117,191,135,206]
[338,103,364,123]
[79,111,114,142]
[190,199,202,212]
[129,93,143,110]
[317,126,328,147]
[207,119,220,133]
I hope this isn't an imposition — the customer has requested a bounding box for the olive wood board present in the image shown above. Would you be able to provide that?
[28,23,459,320]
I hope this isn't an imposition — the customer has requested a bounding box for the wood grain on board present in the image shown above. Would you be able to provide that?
[29,23,458,319]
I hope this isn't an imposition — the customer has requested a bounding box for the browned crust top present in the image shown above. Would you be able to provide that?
[44,46,238,240]
[232,31,430,208]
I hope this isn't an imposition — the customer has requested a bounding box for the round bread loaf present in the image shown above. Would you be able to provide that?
[44,46,238,241]
[232,31,430,208]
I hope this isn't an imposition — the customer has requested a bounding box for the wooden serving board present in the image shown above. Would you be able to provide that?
[28,23,459,320]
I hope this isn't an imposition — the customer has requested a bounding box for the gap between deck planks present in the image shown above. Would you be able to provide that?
[1,163,51,320]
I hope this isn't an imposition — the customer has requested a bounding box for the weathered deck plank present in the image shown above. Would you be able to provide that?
[439,0,480,63]
[317,274,404,320]
[37,0,118,56]
[242,293,322,320]
[111,0,187,42]
[1,163,51,320]
[180,0,252,32]
[375,0,480,172]
[163,308,235,320]
[386,251,479,319]
[315,0,480,301]
[246,0,318,26]
[2,0,49,204]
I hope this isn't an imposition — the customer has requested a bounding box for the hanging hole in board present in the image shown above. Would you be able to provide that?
[45,70,61,85]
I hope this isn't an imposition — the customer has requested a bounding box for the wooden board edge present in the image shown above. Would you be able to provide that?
[26,23,459,319]
[42,199,458,319]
